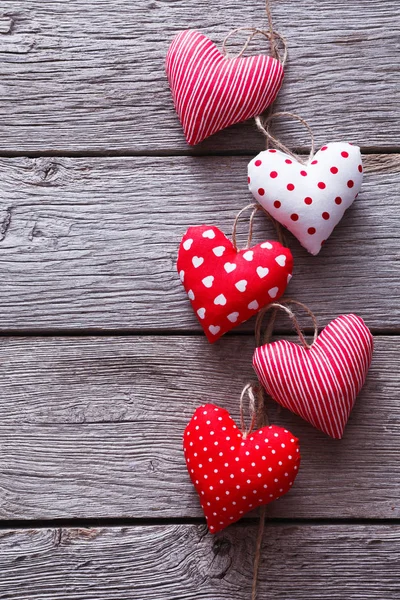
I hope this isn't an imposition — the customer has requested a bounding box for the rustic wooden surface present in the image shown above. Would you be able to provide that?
[0,0,398,153]
[0,336,399,520]
[0,0,399,597]
[0,154,399,331]
[0,525,399,599]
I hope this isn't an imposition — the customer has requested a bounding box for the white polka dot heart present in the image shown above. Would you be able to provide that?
[177,224,293,342]
[248,142,363,255]
[183,404,301,534]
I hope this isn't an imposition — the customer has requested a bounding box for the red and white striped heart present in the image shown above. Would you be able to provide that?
[183,403,301,534]
[248,143,363,255]
[253,314,373,439]
[166,30,284,145]
[177,225,293,343]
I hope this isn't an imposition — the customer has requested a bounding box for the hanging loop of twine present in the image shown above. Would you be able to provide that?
[239,383,257,439]
[239,378,269,600]
[232,203,260,251]
[222,27,288,66]
[232,203,285,252]
[255,299,319,350]
[239,383,269,438]
[249,5,286,599]
[255,111,316,165]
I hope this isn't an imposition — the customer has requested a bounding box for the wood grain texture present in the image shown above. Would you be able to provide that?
[0,335,398,520]
[0,154,398,331]
[0,1,398,153]
[0,525,399,599]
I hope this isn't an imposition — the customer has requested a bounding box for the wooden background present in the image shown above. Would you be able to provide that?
[0,1,399,597]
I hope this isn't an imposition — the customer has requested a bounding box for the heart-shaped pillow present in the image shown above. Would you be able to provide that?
[184,403,301,533]
[253,314,373,439]
[177,225,293,342]
[248,143,363,255]
[166,30,284,145]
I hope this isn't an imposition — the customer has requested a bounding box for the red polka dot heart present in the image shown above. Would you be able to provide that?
[248,143,363,255]
[184,403,301,534]
[177,225,293,342]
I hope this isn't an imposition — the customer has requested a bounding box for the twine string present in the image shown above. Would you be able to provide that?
[249,299,317,600]
[238,382,269,600]
[251,505,266,600]
[255,111,316,165]
[222,27,287,65]
[232,203,260,251]
[239,383,257,439]
[255,299,319,350]
[265,0,277,60]
[232,203,285,251]
[242,307,281,600]
[238,4,288,599]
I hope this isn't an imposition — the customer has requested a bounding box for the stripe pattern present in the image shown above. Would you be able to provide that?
[253,314,373,439]
[165,29,284,145]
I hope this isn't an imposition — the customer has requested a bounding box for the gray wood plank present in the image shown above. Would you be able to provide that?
[0,525,399,599]
[0,154,398,331]
[0,1,398,152]
[0,335,398,520]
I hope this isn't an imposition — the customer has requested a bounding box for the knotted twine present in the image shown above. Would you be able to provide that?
[222,2,319,598]
[221,2,315,168]
[255,299,319,350]
[243,299,318,600]
[248,2,316,166]
[231,202,285,251]
[221,0,287,65]
[238,382,268,600]
[255,111,316,166]
[222,27,287,65]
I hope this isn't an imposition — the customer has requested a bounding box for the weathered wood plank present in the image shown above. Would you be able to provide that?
[0,154,398,331]
[0,335,398,520]
[0,525,399,599]
[0,1,398,152]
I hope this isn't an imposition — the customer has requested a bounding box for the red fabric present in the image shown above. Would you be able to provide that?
[183,403,301,534]
[253,314,374,439]
[166,30,284,145]
[177,225,293,342]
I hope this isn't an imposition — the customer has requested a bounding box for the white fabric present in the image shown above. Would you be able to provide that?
[248,143,363,255]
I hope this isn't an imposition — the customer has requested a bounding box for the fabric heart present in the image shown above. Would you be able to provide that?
[248,143,363,255]
[177,225,293,342]
[253,314,373,439]
[183,403,301,534]
[166,30,284,145]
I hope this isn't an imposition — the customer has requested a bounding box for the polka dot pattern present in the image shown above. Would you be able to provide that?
[183,403,301,534]
[247,142,363,255]
[177,225,293,343]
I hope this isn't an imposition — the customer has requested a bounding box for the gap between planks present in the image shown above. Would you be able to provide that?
[1,517,400,531]
[0,147,399,159]
[0,329,398,337]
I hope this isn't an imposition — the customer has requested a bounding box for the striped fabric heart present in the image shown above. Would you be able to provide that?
[166,30,284,145]
[253,314,373,439]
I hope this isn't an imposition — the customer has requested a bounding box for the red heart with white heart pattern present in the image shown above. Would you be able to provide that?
[253,314,373,439]
[248,143,363,255]
[166,30,284,145]
[177,225,293,342]
[184,403,301,533]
